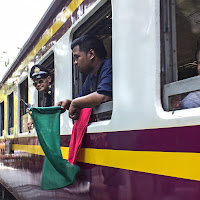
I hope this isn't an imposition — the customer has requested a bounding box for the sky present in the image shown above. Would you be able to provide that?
[0,0,53,81]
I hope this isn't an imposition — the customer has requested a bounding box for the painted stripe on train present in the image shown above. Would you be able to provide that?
[12,144,200,182]
[78,126,200,153]
[21,0,84,68]
[12,125,200,153]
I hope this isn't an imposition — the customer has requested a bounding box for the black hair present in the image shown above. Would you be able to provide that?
[71,35,107,59]
[196,49,200,63]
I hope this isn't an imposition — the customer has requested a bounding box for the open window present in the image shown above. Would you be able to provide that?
[19,78,28,133]
[8,92,14,135]
[0,101,4,136]
[161,0,200,111]
[38,53,54,107]
[72,0,112,121]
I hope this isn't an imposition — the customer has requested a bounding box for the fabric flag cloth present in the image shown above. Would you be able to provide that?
[30,106,80,190]
[68,108,92,165]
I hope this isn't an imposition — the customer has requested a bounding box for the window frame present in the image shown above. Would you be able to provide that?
[18,76,29,134]
[161,0,200,111]
[0,101,4,137]
[71,0,113,120]
[37,51,54,107]
[160,0,177,86]
[7,92,14,135]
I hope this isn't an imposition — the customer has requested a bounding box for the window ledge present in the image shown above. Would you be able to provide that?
[93,101,113,114]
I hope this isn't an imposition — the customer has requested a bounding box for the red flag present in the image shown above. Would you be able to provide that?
[68,108,92,164]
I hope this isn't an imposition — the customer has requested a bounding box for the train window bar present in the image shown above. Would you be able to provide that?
[163,76,200,111]
[160,0,177,86]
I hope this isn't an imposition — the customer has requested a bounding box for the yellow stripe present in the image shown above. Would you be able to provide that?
[12,144,44,156]
[12,144,200,181]
[21,0,84,68]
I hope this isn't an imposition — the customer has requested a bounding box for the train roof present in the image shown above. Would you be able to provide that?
[0,0,67,88]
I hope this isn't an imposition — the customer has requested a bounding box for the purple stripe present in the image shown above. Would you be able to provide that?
[13,125,200,153]
[61,125,200,153]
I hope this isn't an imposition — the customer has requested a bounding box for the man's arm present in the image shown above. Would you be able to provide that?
[69,92,112,120]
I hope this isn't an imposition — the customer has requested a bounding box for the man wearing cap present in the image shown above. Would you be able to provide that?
[28,64,54,129]
[56,34,112,120]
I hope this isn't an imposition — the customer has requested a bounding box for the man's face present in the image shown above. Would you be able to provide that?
[72,45,92,74]
[33,76,51,92]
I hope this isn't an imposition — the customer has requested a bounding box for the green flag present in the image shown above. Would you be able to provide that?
[30,106,80,190]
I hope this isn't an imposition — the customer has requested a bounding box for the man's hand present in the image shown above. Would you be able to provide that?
[68,92,112,120]
[55,99,72,113]
[69,102,81,120]
[28,118,34,130]
[56,92,112,119]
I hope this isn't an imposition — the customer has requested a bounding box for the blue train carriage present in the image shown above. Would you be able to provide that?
[0,0,200,199]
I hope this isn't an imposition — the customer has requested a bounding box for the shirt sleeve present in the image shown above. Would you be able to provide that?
[181,92,200,109]
[97,59,112,97]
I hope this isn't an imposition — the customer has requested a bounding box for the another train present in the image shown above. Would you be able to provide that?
[0,0,200,199]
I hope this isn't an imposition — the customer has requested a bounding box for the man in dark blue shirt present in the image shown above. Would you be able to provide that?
[78,58,112,97]
[56,35,112,120]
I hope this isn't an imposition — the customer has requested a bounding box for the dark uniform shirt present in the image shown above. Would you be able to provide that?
[78,58,112,98]
[41,83,54,107]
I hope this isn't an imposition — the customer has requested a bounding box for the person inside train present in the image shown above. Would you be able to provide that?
[181,49,200,109]
[28,65,54,130]
[56,34,112,120]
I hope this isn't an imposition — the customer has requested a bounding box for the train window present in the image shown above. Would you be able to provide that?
[38,53,54,107]
[8,92,14,135]
[0,101,4,136]
[161,0,200,111]
[19,78,28,133]
[72,0,112,121]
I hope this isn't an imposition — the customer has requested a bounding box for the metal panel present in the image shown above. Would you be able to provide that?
[163,76,200,110]
[161,0,177,85]
[93,101,113,114]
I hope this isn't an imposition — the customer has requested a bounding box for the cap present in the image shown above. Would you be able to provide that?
[30,65,50,80]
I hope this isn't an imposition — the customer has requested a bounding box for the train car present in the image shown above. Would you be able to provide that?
[0,0,200,199]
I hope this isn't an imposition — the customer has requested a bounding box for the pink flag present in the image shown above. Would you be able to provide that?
[68,108,92,164]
